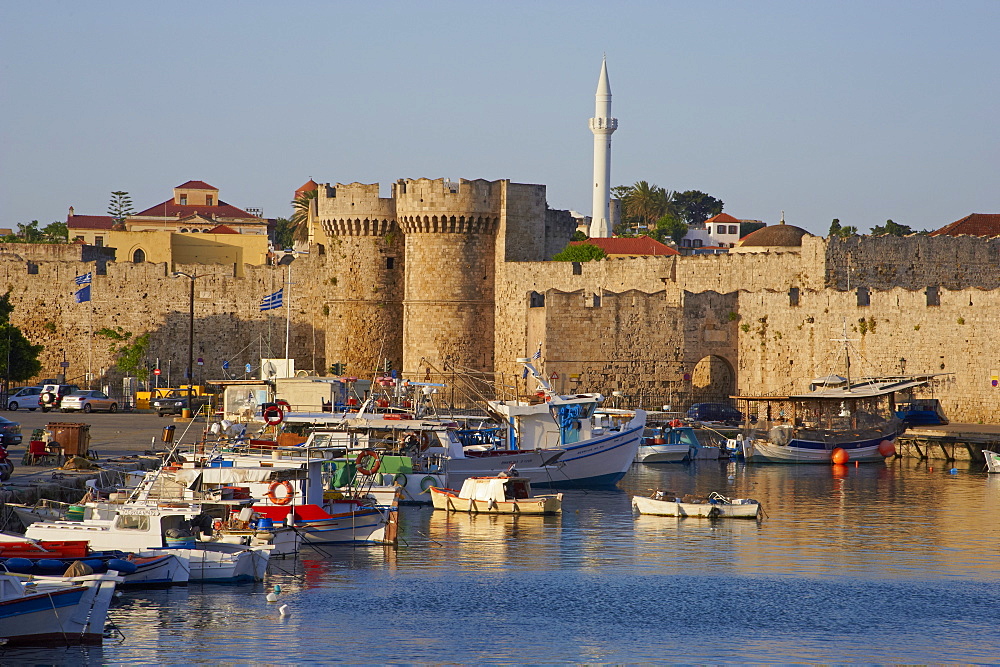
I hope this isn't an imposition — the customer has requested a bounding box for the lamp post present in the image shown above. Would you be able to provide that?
[172,272,202,418]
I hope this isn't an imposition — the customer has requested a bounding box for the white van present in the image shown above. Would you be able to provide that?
[7,386,42,411]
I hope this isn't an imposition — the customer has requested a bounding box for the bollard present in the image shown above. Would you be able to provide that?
[162,425,176,444]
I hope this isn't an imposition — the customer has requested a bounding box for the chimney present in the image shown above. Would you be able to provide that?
[68,206,75,219]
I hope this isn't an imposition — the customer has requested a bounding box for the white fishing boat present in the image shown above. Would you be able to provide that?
[0,570,121,646]
[430,473,562,515]
[985,450,1000,473]
[636,424,721,463]
[23,500,270,583]
[632,491,761,519]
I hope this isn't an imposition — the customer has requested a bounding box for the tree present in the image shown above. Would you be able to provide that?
[672,190,724,225]
[571,229,588,242]
[288,189,317,245]
[42,221,68,243]
[0,292,43,387]
[651,214,687,244]
[95,326,150,380]
[108,191,134,231]
[552,243,608,262]
[828,218,858,238]
[621,181,672,229]
[870,219,912,236]
[273,217,295,250]
[14,221,44,243]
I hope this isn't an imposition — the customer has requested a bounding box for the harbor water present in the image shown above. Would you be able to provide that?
[6,458,1000,664]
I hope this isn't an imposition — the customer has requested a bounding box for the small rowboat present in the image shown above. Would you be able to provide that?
[429,474,562,515]
[632,491,761,519]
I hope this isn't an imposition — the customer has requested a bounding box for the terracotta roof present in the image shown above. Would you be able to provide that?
[929,213,1000,237]
[67,215,115,230]
[570,236,679,256]
[296,179,318,196]
[738,224,812,247]
[175,180,217,190]
[134,199,259,220]
[704,213,740,224]
[206,224,239,234]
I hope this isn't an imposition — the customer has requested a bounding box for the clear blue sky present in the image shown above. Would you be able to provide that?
[2,1,997,236]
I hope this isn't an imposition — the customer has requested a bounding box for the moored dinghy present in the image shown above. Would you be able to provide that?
[430,472,562,515]
[632,491,761,519]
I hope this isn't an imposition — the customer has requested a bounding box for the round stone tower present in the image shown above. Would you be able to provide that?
[395,178,502,378]
[315,182,403,377]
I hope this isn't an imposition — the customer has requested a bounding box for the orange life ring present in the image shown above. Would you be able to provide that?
[266,480,295,505]
[263,406,284,425]
[355,449,381,476]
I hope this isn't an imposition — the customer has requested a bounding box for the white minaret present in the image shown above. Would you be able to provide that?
[589,57,618,238]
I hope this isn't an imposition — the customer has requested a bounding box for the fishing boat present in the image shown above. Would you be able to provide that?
[0,570,121,645]
[0,535,189,587]
[985,450,1000,473]
[430,473,562,515]
[635,423,722,463]
[23,500,270,583]
[632,491,761,519]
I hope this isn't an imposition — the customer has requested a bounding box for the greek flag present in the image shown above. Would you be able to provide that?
[259,288,283,311]
[74,285,91,303]
[75,272,92,285]
[532,345,542,360]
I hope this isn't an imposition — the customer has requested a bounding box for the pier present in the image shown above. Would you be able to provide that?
[896,423,1000,463]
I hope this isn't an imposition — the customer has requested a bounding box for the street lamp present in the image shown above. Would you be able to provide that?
[171,271,202,418]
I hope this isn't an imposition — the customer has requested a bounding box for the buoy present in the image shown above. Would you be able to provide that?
[266,592,278,603]
[273,584,281,594]
[877,440,896,457]
[831,447,849,465]
[949,468,958,474]
[279,604,290,616]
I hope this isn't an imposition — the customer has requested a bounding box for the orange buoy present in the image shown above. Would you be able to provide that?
[877,440,896,457]
[831,447,850,465]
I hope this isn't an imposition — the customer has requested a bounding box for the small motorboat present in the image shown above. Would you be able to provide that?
[429,473,562,515]
[632,491,761,519]
[985,450,1000,473]
[0,570,121,645]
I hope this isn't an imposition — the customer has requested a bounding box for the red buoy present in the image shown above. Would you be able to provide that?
[831,447,850,465]
[877,440,896,457]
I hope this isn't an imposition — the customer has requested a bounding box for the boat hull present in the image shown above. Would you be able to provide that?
[530,424,644,488]
[296,508,396,545]
[429,487,562,515]
[632,495,760,519]
[636,443,690,463]
[0,573,118,646]
[985,450,1000,473]
[742,435,894,464]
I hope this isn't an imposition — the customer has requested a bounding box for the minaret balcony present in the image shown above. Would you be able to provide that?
[589,117,618,132]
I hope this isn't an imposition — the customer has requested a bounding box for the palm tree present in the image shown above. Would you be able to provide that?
[289,189,317,245]
[623,181,673,230]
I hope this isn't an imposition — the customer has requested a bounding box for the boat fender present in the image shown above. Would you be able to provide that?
[35,559,66,573]
[420,475,437,492]
[266,480,295,505]
[355,450,381,476]
[3,558,34,573]
[106,558,138,575]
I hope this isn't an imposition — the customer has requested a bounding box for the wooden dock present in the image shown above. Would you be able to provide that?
[896,424,1000,462]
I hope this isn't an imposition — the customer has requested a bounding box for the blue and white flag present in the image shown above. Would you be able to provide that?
[531,345,542,360]
[75,272,92,285]
[74,285,91,303]
[259,288,284,311]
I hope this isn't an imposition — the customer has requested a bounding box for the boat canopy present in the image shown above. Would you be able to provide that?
[733,376,934,402]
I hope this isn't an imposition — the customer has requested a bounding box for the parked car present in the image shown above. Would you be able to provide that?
[6,386,42,411]
[39,384,80,412]
[60,390,119,413]
[151,391,212,417]
[686,402,744,425]
[0,415,22,446]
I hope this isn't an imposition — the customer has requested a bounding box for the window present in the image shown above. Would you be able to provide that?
[926,286,940,307]
[26,262,38,275]
[693,239,703,248]
[386,257,395,270]
[572,262,582,275]
[529,291,545,308]
[789,287,800,307]
[180,228,189,233]
[179,195,188,205]
[857,287,870,307]
[114,514,149,531]
[132,248,145,263]
[729,225,738,234]
[94,236,104,247]
[206,196,213,206]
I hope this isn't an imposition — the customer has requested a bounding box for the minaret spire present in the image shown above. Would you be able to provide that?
[589,56,618,238]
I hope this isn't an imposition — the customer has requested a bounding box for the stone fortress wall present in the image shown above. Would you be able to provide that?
[3,190,1000,423]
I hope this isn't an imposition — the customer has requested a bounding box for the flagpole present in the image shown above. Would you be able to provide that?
[284,261,291,363]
